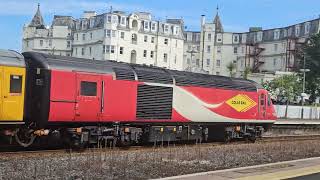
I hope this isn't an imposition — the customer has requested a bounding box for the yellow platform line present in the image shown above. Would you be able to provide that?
[236,165,320,180]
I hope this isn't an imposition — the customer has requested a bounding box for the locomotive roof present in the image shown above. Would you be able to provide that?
[0,49,25,67]
[22,51,260,91]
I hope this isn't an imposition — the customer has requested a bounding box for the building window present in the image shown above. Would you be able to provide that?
[151,22,157,31]
[234,47,238,54]
[75,48,78,55]
[120,32,125,39]
[217,34,222,42]
[174,56,177,64]
[216,72,220,75]
[241,46,245,54]
[40,40,43,47]
[102,45,105,54]
[110,45,115,53]
[89,47,92,56]
[143,50,147,57]
[257,31,263,42]
[305,22,310,34]
[196,59,200,66]
[295,26,300,37]
[174,27,179,35]
[81,81,97,96]
[107,15,112,23]
[175,40,178,48]
[207,45,211,53]
[76,34,78,40]
[206,59,210,66]
[120,16,126,25]
[163,53,168,62]
[49,39,52,47]
[106,30,111,37]
[216,59,221,67]
[197,46,200,51]
[150,51,154,58]
[112,30,116,37]
[234,35,239,42]
[82,34,86,41]
[67,41,71,48]
[106,45,110,53]
[144,35,148,42]
[274,30,280,40]
[274,44,278,52]
[151,37,155,43]
[164,25,169,33]
[217,46,221,53]
[144,21,149,30]
[81,48,85,55]
[273,58,277,67]
[132,34,137,44]
[187,58,190,64]
[120,47,124,55]
[164,38,168,45]
[90,32,93,39]
[112,15,118,24]
[208,33,211,41]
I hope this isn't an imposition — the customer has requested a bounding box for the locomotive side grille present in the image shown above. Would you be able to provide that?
[169,70,257,91]
[131,65,173,84]
[136,85,173,120]
[113,68,135,81]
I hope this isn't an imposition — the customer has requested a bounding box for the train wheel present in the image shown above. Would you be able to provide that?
[14,128,36,147]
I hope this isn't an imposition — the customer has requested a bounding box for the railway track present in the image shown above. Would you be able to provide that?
[1,134,320,157]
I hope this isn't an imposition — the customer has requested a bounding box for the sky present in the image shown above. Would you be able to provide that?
[0,0,320,51]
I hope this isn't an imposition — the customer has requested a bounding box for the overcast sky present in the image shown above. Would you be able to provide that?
[1,0,320,51]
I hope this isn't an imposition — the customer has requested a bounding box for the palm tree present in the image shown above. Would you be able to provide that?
[226,62,236,77]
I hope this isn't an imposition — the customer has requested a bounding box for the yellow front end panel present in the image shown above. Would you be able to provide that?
[0,66,25,122]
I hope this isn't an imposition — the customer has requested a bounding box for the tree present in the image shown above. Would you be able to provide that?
[226,62,236,77]
[262,74,301,118]
[303,33,320,102]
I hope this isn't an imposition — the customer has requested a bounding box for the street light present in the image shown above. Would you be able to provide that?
[299,55,310,119]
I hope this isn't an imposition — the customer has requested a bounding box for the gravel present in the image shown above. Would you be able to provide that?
[1,140,320,180]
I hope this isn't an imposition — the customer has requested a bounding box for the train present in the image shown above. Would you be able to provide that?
[0,50,277,148]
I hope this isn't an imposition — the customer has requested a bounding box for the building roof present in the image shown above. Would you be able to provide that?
[213,6,223,32]
[29,4,45,29]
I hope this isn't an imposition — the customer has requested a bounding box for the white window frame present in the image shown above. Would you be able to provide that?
[151,22,157,31]
[164,24,169,33]
[151,37,155,43]
[120,32,125,39]
[120,47,124,55]
[120,16,126,26]
[164,38,168,45]
[143,50,147,57]
[150,51,154,58]
[106,30,111,38]
[144,35,148,42]
[107,15,112,23]
[144,21,149,30]
[163,53,168,62]
[274,29,280,40]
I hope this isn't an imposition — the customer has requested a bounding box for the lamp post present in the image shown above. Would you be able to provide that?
[300,55,310,119]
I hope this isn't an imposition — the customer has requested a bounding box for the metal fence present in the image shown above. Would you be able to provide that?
[275,105,320,120]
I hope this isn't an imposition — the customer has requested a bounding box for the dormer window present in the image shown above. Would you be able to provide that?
[151,22,157,31]
[120,16,126,26]
[112,15,118,24]
[274,30,280,40]
[174,26,179,35]
[144,21,149,30]
[107,15,112,23]
[305,22,310,34]
[164,24,169,33]
[295,25,300,37]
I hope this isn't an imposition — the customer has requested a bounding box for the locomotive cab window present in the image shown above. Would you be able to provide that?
[80,81,97,96]
[10,75,22,93]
